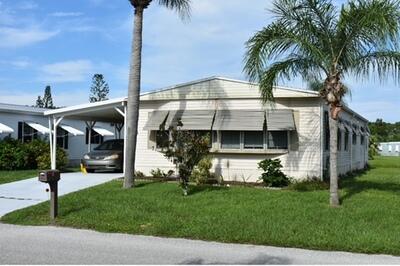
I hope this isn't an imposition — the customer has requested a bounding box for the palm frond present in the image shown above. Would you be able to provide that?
[158,0,191,20]
[350,50,400,83]
[258,56,323,103]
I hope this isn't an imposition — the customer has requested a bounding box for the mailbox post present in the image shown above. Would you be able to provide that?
[38,170,60,220]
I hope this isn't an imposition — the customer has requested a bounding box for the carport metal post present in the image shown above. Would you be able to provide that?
[51,116,64,170]
[85,121,96,152]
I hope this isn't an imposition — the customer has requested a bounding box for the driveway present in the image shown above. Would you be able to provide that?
[1,223,399,265]
[0,172,122,217]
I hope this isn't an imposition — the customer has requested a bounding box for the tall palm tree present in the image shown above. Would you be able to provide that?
[124,0,191,188]
[244,0,400,206]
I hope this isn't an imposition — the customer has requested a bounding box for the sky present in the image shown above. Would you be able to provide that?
[0,0,398,122]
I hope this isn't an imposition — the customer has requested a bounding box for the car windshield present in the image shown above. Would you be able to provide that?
[94,140,123,151]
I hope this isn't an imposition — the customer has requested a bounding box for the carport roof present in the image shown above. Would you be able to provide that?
[44,97,127,123]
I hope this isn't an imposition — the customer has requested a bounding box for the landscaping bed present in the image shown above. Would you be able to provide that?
[2,156,400,255]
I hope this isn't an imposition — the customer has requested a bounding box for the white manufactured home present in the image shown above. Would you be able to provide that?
[1,77,369,181]
[378,142,400,156]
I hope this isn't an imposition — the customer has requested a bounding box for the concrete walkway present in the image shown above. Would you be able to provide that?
[1,223,399,265]
[0,172,122,217]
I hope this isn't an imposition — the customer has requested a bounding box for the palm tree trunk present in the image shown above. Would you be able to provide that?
[124,6,144,188]
[329,107,340,207]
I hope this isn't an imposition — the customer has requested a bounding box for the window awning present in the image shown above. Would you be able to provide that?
[266,110,295,131]
[143,111,169,130]
[0,122,13,134]
[92,127,114,136]
[26,122,50,134]
[213,110,265,131]
[166,110,215,130]
[60,124,84,136]
[352,124,361,135]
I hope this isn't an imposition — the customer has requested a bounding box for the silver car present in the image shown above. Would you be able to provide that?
[81,139,124,173]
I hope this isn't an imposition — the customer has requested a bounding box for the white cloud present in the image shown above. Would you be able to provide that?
[39,60,94,83]
[0,59,31,69]
[17,1,38,10]
[0,27,59,48]
[50,12,84,17]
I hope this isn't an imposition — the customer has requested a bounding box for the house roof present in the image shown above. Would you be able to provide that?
[0,102,47,115]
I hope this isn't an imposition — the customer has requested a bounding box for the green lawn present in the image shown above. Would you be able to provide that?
[2,156,400,255]
[0,168,80,185]
[0,170,39,185]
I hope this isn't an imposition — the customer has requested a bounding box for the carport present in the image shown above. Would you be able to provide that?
[44,98,128,172]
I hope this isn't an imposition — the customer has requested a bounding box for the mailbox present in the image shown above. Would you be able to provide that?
[39,170,60,183]
[38,170,60,220]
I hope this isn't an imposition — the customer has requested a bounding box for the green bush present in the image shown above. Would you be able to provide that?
[0,138,68,170]
[190,157,213,185]
[288,177,329,191]
[134,171,145,179]
[258,158,290,187]
[150,168,174,179]
[0,138,28,170]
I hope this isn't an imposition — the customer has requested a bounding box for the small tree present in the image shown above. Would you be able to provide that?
[161,128,210,196]
[90,74,109,103]
[35,96,44,108]
[43,85,54,109]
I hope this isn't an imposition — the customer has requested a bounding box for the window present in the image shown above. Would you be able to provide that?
[352,132,357,145]
[337,129,342,151]
[344,130,349,151]
[156,130,169,149]
[18,122,38,142]
[221,131,240,149]
[244,131,264,149]
[267,131,288,149]
[85,128,104,145]
[360,135,365,145]
[324,111,330,151]
[56,127,69,149]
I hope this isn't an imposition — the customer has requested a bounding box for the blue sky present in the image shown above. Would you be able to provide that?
[0,0,398,122]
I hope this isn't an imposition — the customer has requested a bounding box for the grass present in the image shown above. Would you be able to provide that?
[0,170,39,185]
[2,156,400,255]
[0,168,80,185]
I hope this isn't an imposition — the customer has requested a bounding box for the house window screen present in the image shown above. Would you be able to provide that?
[244,131,264,149]
[267,131,288,149]
[86,128,104,145]
[337,129,342,151]
[18,122,38,142]
[344,129,349,151]
[221,131,240,149]
[56,127,69,149]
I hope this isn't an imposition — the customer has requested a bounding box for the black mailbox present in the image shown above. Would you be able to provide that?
[39,170,60,183]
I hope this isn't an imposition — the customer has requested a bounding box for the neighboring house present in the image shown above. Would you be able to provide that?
[0,103,116,166]
[1,77,370,181]
[378,142,400,156]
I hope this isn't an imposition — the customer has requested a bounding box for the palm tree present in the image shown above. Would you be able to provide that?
[124,0,191,188]
[244,0,400,207]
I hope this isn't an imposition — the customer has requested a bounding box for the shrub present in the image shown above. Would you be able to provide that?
[150,168,174,179]
[0,138,28,170]
[190,157,213,185]
[134,171,145,179]
[36,147,68,170]
[288,177,329,191]
[0,138,68,170]
[258,158,289,187]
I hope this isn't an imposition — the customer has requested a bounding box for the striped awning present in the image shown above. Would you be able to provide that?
[26,122,50,134]
[92,127,114,136]
[0,122,13,134]
[213,110,265,131]
[60,125,84,136]
[266,109,295,131]
[143,111,169,130]
[166,110,215,130]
